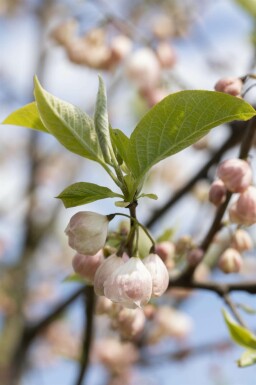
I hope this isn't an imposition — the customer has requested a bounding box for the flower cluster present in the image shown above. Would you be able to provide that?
[65,211,169,308]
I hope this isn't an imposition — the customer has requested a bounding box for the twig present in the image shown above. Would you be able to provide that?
[223,293,247,327]
[74,286,95,385]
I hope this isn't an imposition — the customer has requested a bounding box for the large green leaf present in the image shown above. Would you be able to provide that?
[2,102,48,133]
[34,76,103,162]
[57,182,123,208]
[128,91,256,180]
[94,76,113,164]
[237,349,256,367]
[222,309,256,349]
[234,0,256,18]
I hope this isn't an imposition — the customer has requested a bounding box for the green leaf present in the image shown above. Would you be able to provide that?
[236,303,256,315]
[57,182,123,208]
[94,76,113,164]
[156,228,176,242]
[222,309,256,349]
[138,193,158,200]
[111,128,131,169]
[34,76,103,162]
[128,91,256,180]
[63,273,89,284]
[2,102,48,133]
[237,349,256,367]
[235,0,256,18]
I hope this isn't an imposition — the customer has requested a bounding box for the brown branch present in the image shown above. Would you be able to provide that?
[74,286,95,385]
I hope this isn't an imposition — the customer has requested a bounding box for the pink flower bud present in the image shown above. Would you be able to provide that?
[94,254,124,296]
[229,186,256,226]
[95,296,114,315]
[156,42,176,68]
[155,241,175,262]
[113,308,146,340]
[65,211,109,255]
[217,159,252,193]
[218,248,243,274]
[187,248,204,266]
[104,257,152,308]
[231,229,253,252]
[143,253,169,297]
[72,251,104,282]
[214,77,243,96]
[111,35,132,61]
[125,48,161,89]
[209,179,227,206]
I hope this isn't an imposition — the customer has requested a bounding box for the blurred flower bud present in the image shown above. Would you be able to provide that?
[95,296,114,315]
[229,186,256,226]
[65,211,109,255]
[187,248,204,266]
[175,235,195,254]
[231,229,253,252]
[126,48,161,89]
[66,39,88,65]
[152,15,174,39]
[143,253,169,297]
[143,304,156,319]
[217,158,252,193]
[72,251,104,282]
[84,28,105,46]
[93,338,138,373]
[192,180,210,202]
[114,308,145,340]
[139,87,168,107]
[111,35,132,61]
[155,241,175,262]
[104,257,152,308]
[214,77,243,96]
[94,254,124,296]
[51,19,78,45]
[218,248,243,273]
[148,306,192,343]
[209,179,227,206]
[156,42,176,68]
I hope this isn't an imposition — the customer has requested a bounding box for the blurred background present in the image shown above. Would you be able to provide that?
[1,0,256,384]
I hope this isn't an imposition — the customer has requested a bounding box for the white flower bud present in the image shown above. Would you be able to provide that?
[65,211,109,255]
[218,248,243,274]
[229,186,256,226]
[94,254,124,296]
[113,308,146,340]
[231,229,253,252]
[72,251,104,282]
[143,253,169,297]
[104,257,152,308]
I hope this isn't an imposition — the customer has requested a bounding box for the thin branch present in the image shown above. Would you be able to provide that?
[74,286,95,385]
[223,293,247,327]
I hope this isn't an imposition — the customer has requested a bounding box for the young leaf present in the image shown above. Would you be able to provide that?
[237,349,256,367]
[222,309,256,349]
[111,128,131,167]
[236,303,256,315]
[57,182,123,208]
[63,273,89,284]
[235,0,256,18]
[94,76,113,164]
[2,102,48,133]
[156,228,175,242]
[34,76,103,162]
[128,91,256,180]
[138,193,158,200]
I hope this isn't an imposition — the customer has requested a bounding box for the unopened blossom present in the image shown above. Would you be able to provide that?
[231,229,253,252]
[94,254,124,296]
[187,248,204,266]
[218,248,243,274]
[217,159,252,193]
[51,19,78,45]
[65,211,109,255]
[111,35,132,61]
[229,186,256,226]
[92,338,139,373]
[104,257,152,308]
[209,179,227,206]
[155,241,175,262]
[156,42,176,68]
[113,308,146,340]
[125,48,161,89]
[214,77,243,96]
[148,306,193,343]
[95,296,114,315]
[72,251,104,282]
[143,253,169,297]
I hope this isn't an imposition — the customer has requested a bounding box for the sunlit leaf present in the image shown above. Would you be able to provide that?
[128,91,256,180]
[2,102,48,133]
[237,349,256,367]
[222,309,256,349]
